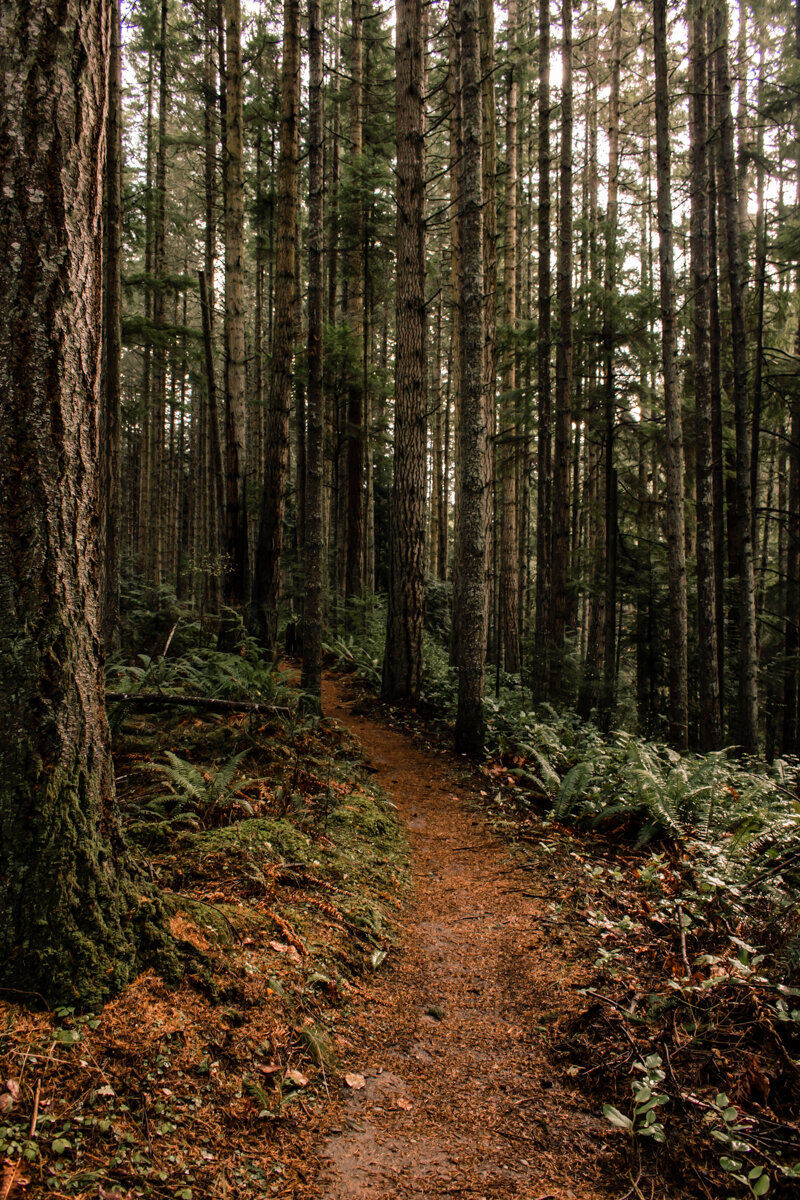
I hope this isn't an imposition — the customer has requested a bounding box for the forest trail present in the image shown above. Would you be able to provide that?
[305,674,619,1200]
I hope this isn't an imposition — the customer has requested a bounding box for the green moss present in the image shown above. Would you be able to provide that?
[192,817,315,864]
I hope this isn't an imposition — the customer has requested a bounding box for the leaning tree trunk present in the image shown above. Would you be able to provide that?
[382,0,427,703]
[453,0,489,755]
[0,0,162,1009]
[654,0,689,749]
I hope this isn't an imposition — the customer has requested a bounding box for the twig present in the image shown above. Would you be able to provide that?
[106,692,290,717]
[29,1079,41,1138]
[676,904,692,977]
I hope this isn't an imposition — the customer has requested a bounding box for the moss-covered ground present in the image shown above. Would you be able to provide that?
[0,691,408,1199]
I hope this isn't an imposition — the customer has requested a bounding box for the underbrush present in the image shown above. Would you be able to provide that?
[0,612,407,1199]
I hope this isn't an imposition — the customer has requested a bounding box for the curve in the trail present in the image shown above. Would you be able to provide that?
[310,674,617,1200]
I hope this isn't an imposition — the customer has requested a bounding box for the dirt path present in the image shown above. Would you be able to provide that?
[306,675,620,1200]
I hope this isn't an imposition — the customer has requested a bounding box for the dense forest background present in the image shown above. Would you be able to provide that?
[109,0,800,758]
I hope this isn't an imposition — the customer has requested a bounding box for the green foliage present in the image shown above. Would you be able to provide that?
[603,1054,669,1144]
[136,749,254,834]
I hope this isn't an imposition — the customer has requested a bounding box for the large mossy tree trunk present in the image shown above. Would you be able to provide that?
[0,0,158,1010]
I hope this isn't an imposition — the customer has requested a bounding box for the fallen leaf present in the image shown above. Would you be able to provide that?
[344,1073,366,1090]
[284,1070,308,1088]
[0,1097,13,1116]
[395,1097,413,1111]
[4,1084,18,1102]
[0,1161,28,1200]
[270,941,290,954]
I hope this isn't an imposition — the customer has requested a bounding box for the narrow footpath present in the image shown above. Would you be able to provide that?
[302,675,621,1200]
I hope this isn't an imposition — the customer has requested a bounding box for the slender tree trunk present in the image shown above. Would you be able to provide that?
[146,0,169,594]
[382,0,427,702]
[715,0,759,754]
[454,0,489,755]
[551,0,573,691]
[533,0,552,701]
[690,0,723,749]
[653,0,689,748]
[499,0,520,674]
[221,0,249,633]
[345,0,365,607]
[252,0,300,649]
[302,0,324,706]
[101,0,123,650]
[599,0,622,726]
[137,48,155,576]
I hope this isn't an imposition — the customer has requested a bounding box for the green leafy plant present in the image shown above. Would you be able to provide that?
[603,1054,669,1143]
[709,1093,770,1197]
[136,749,254,833]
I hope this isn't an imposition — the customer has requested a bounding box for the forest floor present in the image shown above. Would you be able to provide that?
[299,673,622,1200]
[2,668,798,1199]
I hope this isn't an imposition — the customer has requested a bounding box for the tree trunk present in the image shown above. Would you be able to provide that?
[454,0,489,755]
[147,0,169,594]
[714,0,759,754]
[252,0,300,649]
[302,0,325,709]
[101,0,123,650]
[653,0,689,749]
[533,0,552,701]
[551,0,573,691]
[221,0,249,630]
[690,0,723,750]
[345,0,365,608]
[382,0,427,703]
[0,0,161,1008]
[499,0,520,674]
[599,0,622,726]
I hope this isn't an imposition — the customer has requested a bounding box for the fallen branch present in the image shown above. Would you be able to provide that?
[106,692,290,717]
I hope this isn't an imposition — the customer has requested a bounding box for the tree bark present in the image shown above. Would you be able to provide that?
[714,0,759,754]
[0,0,156,1008]
[383,0,427,703]
[533,0,552,701]
[252,0,300,649]
[221,0,249,629]
[654,0,689,749]
[301,0,325,709]
[454,0,489,755]
[101,0,123,650]
[690,0,723,750]
[551,0,573,691]
[499,0,520,674]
